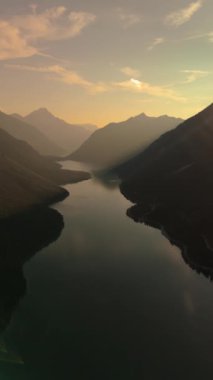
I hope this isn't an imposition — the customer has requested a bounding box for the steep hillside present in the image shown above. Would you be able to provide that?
[0,129,90,218]
[0,207,64,336]
[0,111,62,156]
[24,108,95,154]
[118,104,213,279]
[69,113,183,167]
[118,104,213,208]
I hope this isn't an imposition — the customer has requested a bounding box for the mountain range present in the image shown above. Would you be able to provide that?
[114,103,213,279]
[118,103,213,200]
[0,128,89,219]
[21,108,96,155]
[2,102,213,221]
[0,111,62,156]
[7,108,96,157]
[114,104,213,253]
[69,113,183,167]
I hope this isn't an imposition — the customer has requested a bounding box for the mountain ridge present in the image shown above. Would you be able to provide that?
[117,103,213,206]
[0,128,90,219]
[24,108,96,155]
[115,103,213,281]
[0,111,63,156]
[69,112,183,168]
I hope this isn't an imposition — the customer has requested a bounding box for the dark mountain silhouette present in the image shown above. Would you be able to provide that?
[118,103,213,205]
[116,104,213,279]
[127,202,213,280]
[0,207,64,360]
[24,108,96,155]
[0,111,62,156]
[69,113,183,168]
[0,128,90,218]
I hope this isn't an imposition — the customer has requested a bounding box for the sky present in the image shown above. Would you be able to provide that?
[0,0,212,126]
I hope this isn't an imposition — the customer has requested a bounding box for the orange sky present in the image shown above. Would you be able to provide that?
[0,0,212,126]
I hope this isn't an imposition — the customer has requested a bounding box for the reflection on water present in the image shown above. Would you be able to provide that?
[118,157,213,281]
[0,208,64,366]
[0,208,64,268]
[92,167,121,190]
[127,203,213,280]
[92,176,121,190]
[2,161,213,379]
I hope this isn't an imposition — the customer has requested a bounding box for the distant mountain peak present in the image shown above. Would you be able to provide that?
[29,108,53,117]
[26,108,62,124]
[24,108,94,154]
[159,114,170,119]
[70,112,183,167]
[37,107,49,112]
[129,112,147,121]
[137,112,147,118]
[117,102,213,183]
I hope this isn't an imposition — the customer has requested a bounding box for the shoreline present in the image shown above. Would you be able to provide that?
[0,169,91,221]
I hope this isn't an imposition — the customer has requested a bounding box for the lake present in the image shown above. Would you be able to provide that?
[1,161,213,379]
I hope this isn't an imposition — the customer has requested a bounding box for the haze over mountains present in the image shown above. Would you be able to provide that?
[119,104,213,187]
[117,104,213,279]
[0,128,89,218]
[22,108,96,155]
[69,113,183,167]
[117,103,213,227]
[2,101,213,222]
[0,111,62,156]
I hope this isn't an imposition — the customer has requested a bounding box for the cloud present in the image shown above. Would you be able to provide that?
[0,6,96,60]
[181,69,210,83]
[0,21,38,60]
[208,32,213,42]
[120,66,140,78]
[6,63,185,101]
[13,7,96,41]
[166,1,203,27]
[185,31,213,42]
[117,8,142,28]
[6,64,108,94]
[114,78,185,102]
[148,37,165,51]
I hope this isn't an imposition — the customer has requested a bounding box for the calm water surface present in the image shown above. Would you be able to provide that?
[1,161,213,379]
